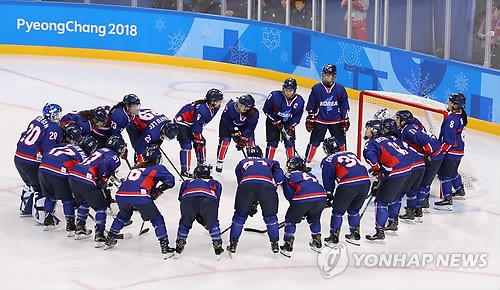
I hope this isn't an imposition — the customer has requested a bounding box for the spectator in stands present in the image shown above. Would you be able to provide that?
[152,0,195,11]
[341,0,369,41]
[477,0,500,69]
[261,0,286,24]
[193,0,222,15]
[226,0,248,18]
[290,0,312,29]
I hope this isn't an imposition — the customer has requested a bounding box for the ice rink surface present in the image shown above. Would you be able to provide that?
[0,55,499,290]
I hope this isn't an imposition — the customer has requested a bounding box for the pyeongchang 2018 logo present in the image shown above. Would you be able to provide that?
[317,242,488,279]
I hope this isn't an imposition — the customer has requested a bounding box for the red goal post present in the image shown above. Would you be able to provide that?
[356,90,483,196]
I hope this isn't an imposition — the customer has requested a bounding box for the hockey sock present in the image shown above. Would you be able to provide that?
[179,149,192,172]
[265,146,277,159]
[217,139,230,162]
[375,200,389,229]
[438,176,453,199]
[285,147,294,160]
[109,212,132,235]
[264,215,279,242]
[388,195,402,220]
[150,215,168,240]
[305,143,318,163]
[195,147,207,165]
[247,139,255,147]
[62,200,75,218]
[451,174,463,191]
[44,197,56,214]
[177,221,191,241]
[283,220,296,241]
[76,203,90,225]
[206,221,222,243]
[229,211,248,241]
[95,207,107,233]
[417,185,430,206]
[308,220,321,237]
[330,210,344,233]
[347,208,360,231]
[406,189,418,209]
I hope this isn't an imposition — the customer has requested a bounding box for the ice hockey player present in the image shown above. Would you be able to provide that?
[68,135,126,247]
[174,89,224,177]
[227,145,284,257]
[362,120,411,243]
[262,78,305,160]
[14,103,63,222]
[434,93,468,210]
[280,156,326,257]
[127,108,179,164]
[104,146,176,259]
[39,124,98,235]
[215,94,259,173]
[395,110,444,214]
[320,136,370,246]
[304,64,350,165]
[381,118,425,229]
[60,106,108,138]
[93,94,141,147]
[174,164,224,260]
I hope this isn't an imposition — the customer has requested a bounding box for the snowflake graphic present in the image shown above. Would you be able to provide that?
[228,44,250,65]
[261,27,281,52]
[305,50,318,68]
[168,30,186,53]
[155,18,166,32]
[454,72,468,92]
[280,51,288,63]
[339,42,362,68]
[403,69,436,96]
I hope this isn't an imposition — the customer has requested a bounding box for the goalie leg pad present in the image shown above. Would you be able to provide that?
[32,192,46,225]
[19,185,34,216]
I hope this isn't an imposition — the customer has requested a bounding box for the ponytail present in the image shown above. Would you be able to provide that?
[461,110,468,127]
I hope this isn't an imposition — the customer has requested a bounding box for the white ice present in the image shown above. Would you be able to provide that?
[0,55,499,290]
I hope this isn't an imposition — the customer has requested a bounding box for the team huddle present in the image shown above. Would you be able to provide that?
[13,64,468,259]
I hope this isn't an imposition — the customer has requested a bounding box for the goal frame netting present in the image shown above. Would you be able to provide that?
[356,90,484,196]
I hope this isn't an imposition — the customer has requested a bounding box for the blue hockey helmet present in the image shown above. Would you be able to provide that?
[282,78,297,91]
[193,163,212,179]
[448,93,466,109]
[122,94,141,106]
[237,94,255,109]
[161,120,179,140]
[286,156,307,171]
[365,119,384,136]
[323,136,341,155]
[322,64,337,75]
[395,110,414,126]
[205,88,224,104]
[381,118,398,134]
[43,103,62,123]
[63,122,83,144]
[79,135,98,155]
[106,135,126,154]
[91,106,108,123]
[246,145,263,158]
[144,146,162,164]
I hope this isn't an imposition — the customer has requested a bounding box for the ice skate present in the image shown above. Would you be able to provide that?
[215,161,223,173]
[345,226,361,246]
[271,241,279,257]
[65,217,76,237]
[414,207,424,223]
[43,213,60,231]
[160,239,175,260]
[399,208,416,224]
[452,185,466,200]
[94,230,106,248]
[226,239,238,258]
[324,228,340,247]
[421,198,430,213]
[365,228,385,243]
[309,234,322,253]
[74,224,92,240]
[174,239,186,259]
[384,219,398,236]
[212,240,224,260]
[434,198,453,211]
[180,170,193,179]
[104,232,117,250]
[280,237,294,258]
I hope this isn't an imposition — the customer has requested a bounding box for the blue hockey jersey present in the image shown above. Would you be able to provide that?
[363,136,412,178]
[175,101,220,138]
[439,111,465,159]
[398,124,443,160]
[305,82,350,124]
[320,151,371,192]
[60,111,93,137]
[115,164,175,204]
[221,99,259,137]
[69,148,121,186]
[39,144,88,177]
[15,116,63,164]
[131,109,169,155]
[283,171,326,202]
[263,90,305,128]
[235,157,285,186]
[178,178,222,201]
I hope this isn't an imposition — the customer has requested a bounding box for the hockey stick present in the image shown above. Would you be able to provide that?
[88,213,132,239]
[221,225,231,235]
[159,147,185,182]
[360,195,375,220]
[281,128,302,159]
[243,221,285,234]
[138,220,150,236]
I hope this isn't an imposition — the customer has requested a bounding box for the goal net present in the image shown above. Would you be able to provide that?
[356,90,484,197]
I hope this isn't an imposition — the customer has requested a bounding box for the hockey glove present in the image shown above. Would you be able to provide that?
[193,136,206,153]
[231,130,241,140]
[97,177,109,189]
[248,201,259,217]
[121,147,128,160]
[271,119,284,131]
[286,126,295,138]
[235,135,248,151]
[305,114,315,133]
[150,183,172,200]
[370,180,380,197]
[326,191,334,208]
[103,188,114,206]
[340,120,350,132]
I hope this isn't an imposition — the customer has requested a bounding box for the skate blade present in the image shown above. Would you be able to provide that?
[43,224,59,231]
[66,231,75,237]
[95,241,105,248]
[309,246,322,253]
[324,241,339,248]
[273,252,279,258]
[215,254,222,261]
[434,205,453,211]
[163,252,175,260]
[422,208,430,213]
[174,253,181,259]
[414,217,424,223]
[384,230,398,236]
[228,251,236,259]
[399,219,416,225]
[103,245,114,250]
[19,213,32,218]
[365,239,386,244]
[452,196,466,200]
[280,250,292,258]
[74,234,91,240]
[345,238,361,246]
